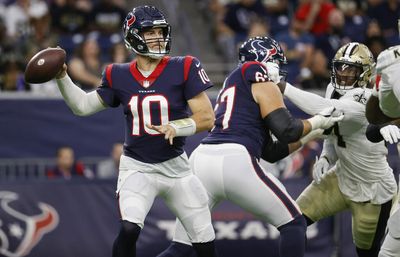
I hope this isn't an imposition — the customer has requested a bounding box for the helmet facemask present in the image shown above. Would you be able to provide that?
[141,26,171,59]
[331,42,374,95]
[332,61,363,90]
[125,25,171,59]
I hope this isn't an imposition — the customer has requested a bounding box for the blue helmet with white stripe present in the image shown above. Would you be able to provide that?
[332,42,374,94]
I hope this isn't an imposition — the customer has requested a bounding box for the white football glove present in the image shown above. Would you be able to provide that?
[307,106,344,130]
[299,129,325,145]
[380,125,400,144]
[263,62,280,84]
[313,156,330,184]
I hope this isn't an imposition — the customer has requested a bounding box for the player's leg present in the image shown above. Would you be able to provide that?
[220,147,305,257]
[379,206,400,257]
[157,197,221,257]
[165,173,218,257]
[296,170,348,225]
[157,144,224,257]
[113,171,158,257]
[351,199,393,257]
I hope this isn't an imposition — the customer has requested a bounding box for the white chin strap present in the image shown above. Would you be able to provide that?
[132,48,166,59]
[145,52,166,59]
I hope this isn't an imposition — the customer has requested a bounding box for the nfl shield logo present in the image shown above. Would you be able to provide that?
[143,80,150,88]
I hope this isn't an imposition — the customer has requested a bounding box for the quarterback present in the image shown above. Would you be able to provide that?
[55,5,219,257]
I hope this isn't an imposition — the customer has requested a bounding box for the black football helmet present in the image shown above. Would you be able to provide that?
[123,5,171,59]
[239,36,287,65]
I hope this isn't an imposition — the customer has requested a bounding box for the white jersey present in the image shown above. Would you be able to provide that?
[285,83,397,204]
[376,45,400,118]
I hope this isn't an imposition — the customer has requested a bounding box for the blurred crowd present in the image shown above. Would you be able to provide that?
[0,0,132,94]
[1,0,400,93]
[202,0,400,89]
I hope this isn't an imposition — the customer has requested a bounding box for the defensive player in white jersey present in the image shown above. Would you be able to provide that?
[365,45,400,257]
[157,36,344,257]
[366,45,400,124]
[277,42,398,257]
[54,5,219,257]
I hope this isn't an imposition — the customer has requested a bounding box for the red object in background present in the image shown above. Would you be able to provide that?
[295,2,336,35]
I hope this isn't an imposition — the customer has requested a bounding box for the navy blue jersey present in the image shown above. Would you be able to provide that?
[203,61,273,158]
[97,56,212,163]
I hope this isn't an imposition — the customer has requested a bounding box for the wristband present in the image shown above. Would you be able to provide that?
[168,118,196,136]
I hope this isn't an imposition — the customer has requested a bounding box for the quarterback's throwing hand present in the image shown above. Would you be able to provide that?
[146,124,177,145]
[313,156,330,184]
[379,125,400,144]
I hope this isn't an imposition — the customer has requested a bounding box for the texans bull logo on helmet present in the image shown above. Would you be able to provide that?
[239,36,287,65]
[249,40,278,63]
[0,191,59,257]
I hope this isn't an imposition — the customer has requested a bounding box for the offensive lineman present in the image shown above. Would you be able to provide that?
[277,42,397,257]
[55,5,219,257]
[157,36,344,257]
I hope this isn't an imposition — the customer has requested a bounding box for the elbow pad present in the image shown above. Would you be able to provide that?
[263,108,304,143]
[366,124,385,143]
[261,140,290,163]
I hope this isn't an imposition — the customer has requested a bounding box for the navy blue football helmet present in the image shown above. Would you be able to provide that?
[238,36,287,65]
[123,5,171,59]
[239,36,288,80]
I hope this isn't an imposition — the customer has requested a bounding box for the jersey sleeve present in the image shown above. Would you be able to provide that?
[241,62,273,85]
[320,137,338,164]
[96,64,121,108]
[183,56,213,100]
[285,83,366,125]
[379,62,400,118]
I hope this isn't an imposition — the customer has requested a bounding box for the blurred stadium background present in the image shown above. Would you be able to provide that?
[1,0,400,256]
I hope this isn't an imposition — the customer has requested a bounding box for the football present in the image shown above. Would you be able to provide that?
[24,47,66,84]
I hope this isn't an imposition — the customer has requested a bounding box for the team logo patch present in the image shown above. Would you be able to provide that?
[353,92,367,104]
[0,191,59,257]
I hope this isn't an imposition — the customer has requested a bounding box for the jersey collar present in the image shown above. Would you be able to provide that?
[129,56,170,88]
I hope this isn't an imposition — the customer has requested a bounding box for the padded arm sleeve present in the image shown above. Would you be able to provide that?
[56,75,107,116]
[263,107,304,143]
[284,82,333,115]
[284,82,366,125]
